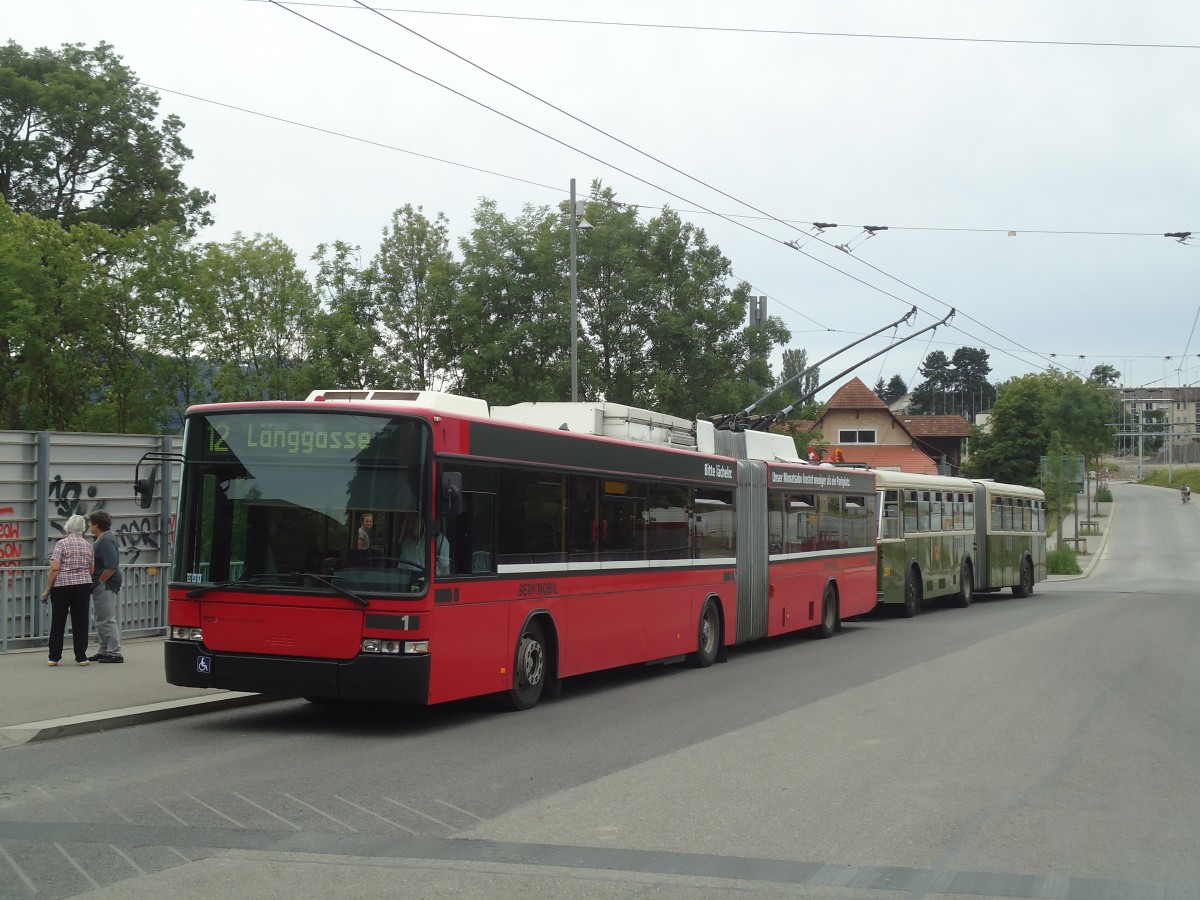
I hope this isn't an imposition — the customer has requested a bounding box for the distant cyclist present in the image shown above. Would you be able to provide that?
[1183,485,1192,504]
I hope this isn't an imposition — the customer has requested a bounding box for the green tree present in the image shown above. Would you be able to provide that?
[452,198,569,405]
[73,224,183,433]
[372,205,460,391]
[963,373,1055,484]
[0,40,213,234]
[949,347,995,419]
[195,233,320,401]
[909,350,951,413]
[452,186,789,414]
[571,184,788,417]
[964,369,1111,484]
[1043,377,1117,464]
[910,348,994,417]
[309,241,394,390]
[137,229,213,429]
[0,201,101,429]
[883,373,907,404]
[772,348,822,421]
[1089,363,1120,386]
[1040,430,1078,548]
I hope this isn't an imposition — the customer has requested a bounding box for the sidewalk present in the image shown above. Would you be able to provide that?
[0,636,272,749]
[1045,490,1115,582]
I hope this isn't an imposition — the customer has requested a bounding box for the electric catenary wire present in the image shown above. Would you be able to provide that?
[301,2,1063,374]
[253,3,1200,51]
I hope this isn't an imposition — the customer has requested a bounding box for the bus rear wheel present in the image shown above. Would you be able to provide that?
[952,559,974,608]
[1012,558,1034,598]
[687,599,720,668]
[902,568,922,618]
[813,584,838,639]
[506,620,547,710]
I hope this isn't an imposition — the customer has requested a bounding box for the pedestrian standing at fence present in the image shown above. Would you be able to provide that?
[41,514,94,666]
[88,510,124,663]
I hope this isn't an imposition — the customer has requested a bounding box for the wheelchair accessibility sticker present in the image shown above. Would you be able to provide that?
[196,656,212,674]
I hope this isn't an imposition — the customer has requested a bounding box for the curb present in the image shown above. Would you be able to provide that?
[0,692,280,750]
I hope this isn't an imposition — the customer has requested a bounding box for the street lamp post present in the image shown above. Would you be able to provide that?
[569,178,579,403]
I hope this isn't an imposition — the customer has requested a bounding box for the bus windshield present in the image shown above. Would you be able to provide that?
[174,411,431,595]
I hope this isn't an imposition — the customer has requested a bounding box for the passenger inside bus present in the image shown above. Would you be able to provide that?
[396,512,423,566]
[345,533,373,567]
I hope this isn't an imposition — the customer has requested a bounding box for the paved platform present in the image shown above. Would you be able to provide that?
[0,636,272,749]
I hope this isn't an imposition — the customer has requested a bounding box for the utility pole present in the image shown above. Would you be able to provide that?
[569,178,578,403]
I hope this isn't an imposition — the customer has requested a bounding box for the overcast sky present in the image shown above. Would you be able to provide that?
[10,1,1199,400]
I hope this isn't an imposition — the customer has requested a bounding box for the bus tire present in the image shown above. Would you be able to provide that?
[952,559,974,608]
[506,619,547,710]
[902,568,922,618]
[1012,557,1034,598]
[814,584,838,639]
[687,599,721,668]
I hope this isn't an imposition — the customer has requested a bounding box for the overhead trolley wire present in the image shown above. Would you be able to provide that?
[264,0,938,318]
[325,2,1061,373]
[253,3,1200,51]
[203,4,1170,378]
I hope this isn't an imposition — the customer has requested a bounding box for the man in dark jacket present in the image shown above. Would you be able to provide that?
[87,510,124,663]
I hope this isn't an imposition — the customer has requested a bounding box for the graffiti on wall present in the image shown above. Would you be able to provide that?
[1,506,19,582]
[47,473,162,562]
[49,474,100,520]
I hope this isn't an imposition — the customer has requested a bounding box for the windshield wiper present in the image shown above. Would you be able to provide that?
[293,572,369,608]
[185,576,270,599]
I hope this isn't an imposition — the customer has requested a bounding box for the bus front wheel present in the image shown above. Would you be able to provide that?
[902,568,922,618]
[1012,558,1034,598]
[687,599,720,668]
[506,620,547,710]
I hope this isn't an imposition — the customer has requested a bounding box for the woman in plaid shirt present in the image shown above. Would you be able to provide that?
[42,515,95,666]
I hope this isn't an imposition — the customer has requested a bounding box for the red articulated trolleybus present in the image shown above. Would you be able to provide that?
[165,390,878,709]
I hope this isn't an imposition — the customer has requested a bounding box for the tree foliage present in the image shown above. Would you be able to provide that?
[1089,363,1120,386]
[874,373,907,405]
[773,348,822,420]
[0,40,212,234]
[909,347,995,418]
[0,202,100,429]
[447,184,789,416]
[450,198,569,405]
[309,241,391,390]
[372,205,459,391]
[964,370,1115,485]
[1043,376,1117,462]
[194,233,320,402]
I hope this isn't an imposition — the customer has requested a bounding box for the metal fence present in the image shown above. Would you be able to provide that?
[0,564,169,651]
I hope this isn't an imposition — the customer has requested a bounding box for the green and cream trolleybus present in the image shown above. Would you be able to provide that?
[875,470,1047,616]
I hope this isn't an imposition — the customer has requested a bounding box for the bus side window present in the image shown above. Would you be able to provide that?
[439,462,498,576]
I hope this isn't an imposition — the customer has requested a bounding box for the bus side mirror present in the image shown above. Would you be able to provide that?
[133,467,157,509]
[440,471,463,517]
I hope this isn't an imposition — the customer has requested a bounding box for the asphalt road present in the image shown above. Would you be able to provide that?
[2,480,1198,899]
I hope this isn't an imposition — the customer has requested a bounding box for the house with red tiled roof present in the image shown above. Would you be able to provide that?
[779,377,971,474]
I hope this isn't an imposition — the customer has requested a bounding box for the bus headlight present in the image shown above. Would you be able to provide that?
[171,626,203,641]
[362,639,428,655]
